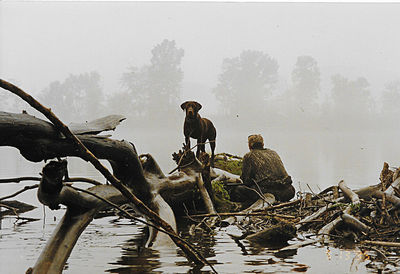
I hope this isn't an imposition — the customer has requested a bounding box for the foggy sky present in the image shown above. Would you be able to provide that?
[2,2,400,114]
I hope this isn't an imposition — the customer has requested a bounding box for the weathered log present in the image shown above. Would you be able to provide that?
[339,180,360,205]
[278,238,319,252]
[32,185,126,273]
[355,184,400,208]
[385,177,400,196]
[211,167,242,184]
[296,197,344,230]
[361,240,400,248]
[166,149,242,215]
[0,184,39,201]
[380,162,393,190]
[196,174,217,214]
[246,222,296,245]
[0,177,40,184]
[341,213,371,233]
[189,212,296,218]
[355,184,381,198]
[0,200,36,217]
[281,205,352,252]
[0,176,102,186]
[318,206,351,237]
[68,114,126,135]
[29,153,212,271]
[221,194,275,225]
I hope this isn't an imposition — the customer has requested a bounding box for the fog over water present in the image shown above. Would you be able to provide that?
[1,2,400,273]
[2,0,400,204]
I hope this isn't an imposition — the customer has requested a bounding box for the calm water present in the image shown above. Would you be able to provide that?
[1,129,400,273]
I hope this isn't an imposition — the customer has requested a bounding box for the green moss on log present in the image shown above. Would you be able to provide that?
[214,154,243,176]
[212,180,240,212]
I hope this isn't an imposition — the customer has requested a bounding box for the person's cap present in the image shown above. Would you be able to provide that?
[248,134,264,148]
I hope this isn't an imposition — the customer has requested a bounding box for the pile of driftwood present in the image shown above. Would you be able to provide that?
[186,156,400,272]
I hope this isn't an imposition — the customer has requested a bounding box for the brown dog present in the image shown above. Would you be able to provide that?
[181,101,216,166]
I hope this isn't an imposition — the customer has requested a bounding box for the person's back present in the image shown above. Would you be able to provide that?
[241,148,289,187]
[239,134,295,204]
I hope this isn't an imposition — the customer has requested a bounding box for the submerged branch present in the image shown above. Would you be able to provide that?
[0,176,102,186]
[0,184,39,201]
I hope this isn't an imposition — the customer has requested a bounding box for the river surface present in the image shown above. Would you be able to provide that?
[1,128,400,273]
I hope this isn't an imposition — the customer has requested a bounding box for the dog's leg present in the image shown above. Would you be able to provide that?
[210,139,216,167]
[196,139,202,158]
[201,136,207,154]
[185,136,191,151]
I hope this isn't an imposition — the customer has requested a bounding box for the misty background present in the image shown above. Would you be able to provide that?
[2,2,400,189]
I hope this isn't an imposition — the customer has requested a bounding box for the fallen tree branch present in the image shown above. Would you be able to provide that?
[318,206,352,237]
[67,185,196,245]
[0,184,39,201]
[339,180,360,205]
[0,200,36,217]
[196,174,217,214]
[356,184,400,208]
[168,141,214,174]
[263,198,301,210]
[0,176,102,186]
[0,177,40,184]
[189,211,296,219]
[296,197,344,230]
[281,205,352,252]
[0,203,19,215]
[361,240,400,248]
[219,195,276,225]
[341,213,371,234]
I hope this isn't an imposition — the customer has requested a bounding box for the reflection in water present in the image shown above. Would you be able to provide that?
[107,235,162,273]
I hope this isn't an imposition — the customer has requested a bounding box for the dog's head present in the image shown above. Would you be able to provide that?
[181,101,202,119]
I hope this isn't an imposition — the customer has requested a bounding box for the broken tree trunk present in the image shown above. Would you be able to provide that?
[196,174,217,214]
[33,179,127,273]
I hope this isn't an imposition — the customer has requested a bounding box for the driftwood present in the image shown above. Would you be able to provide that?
[0,176,102,186]
[0,200,36,217]
[356,184,400,208]
[196,174,217,214]
[341,213,371,234]
[339,180,360,205]
[361,240,400,248]
[222,194,275,225]
[246,222,296,245]
[0,184,39,202]
[68,114,125,135]
[282,180,368,252]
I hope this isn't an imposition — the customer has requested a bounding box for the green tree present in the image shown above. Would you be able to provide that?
[290,55,320,111]
[40,71,104,121]
[381,81,400,114]
[119,39,184,124]
[213,50,278,117]
[379,80,400,128]
[330,74,372,129]
[117,65,152,118]
[281,55,321,128]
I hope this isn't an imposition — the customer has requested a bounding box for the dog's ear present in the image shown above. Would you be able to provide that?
[194,102,202,111]
[180,101,188,110]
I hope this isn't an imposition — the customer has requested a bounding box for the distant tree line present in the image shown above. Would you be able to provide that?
[1,39,399,131]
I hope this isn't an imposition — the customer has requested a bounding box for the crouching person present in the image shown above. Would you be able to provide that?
[232,134,295,208]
